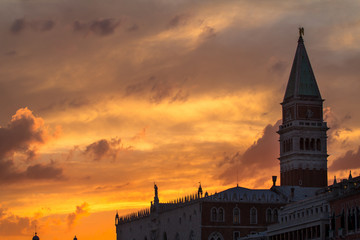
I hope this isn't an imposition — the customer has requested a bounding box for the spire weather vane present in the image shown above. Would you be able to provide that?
[299,27,304,37]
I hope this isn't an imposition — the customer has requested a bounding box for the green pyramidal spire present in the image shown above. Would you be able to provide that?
[283,34,322,102]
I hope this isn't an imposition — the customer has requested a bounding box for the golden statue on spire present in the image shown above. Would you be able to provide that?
[299,27,304,37]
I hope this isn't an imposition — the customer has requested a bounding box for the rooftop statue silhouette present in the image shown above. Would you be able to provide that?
[32,232,40,240]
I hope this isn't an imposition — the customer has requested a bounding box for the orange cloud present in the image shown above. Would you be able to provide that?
[0,107,47,159]
[84,137,132,161]
[219,120,281,186]
[329,146,360,171]
[0,207,38,236]
[124,76,188,104]
[67,202,89,229]
[0,108,63,183]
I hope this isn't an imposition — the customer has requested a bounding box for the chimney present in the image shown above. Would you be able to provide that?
[272,176,277,186]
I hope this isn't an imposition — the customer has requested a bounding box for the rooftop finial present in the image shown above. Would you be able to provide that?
[198,182,203,198]
[272,176,277,187]
[154,183,158,197]
[299,27,304,37]
[154,182,159,205]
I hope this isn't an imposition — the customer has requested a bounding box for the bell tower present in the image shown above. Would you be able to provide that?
[278,29,328,187]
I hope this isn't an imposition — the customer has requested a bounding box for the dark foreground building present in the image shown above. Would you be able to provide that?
[116,183,320,240]
[329,174,360,240]
[266,173,360,240]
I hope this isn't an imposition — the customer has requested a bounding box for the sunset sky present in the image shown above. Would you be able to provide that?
[1,1,360,239]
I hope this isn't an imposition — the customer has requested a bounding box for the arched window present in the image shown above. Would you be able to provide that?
[316,139,321,151]
[211,207,217,222]
[250,207,257,224]
[273,209,279,223]
[266,208,272,223]
[218,208,224,222]
[331,213,335,230]
[300,138,304,150]
[348,209,355,231]
[310,139,315,150]
[233,207,240,224]
[352,209,356,231]
[208,232,224,240]
[341,210,345,228]
[348,209,352,231]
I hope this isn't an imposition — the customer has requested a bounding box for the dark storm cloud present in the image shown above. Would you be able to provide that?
[169,89,189,103]
[0,160,63,184]
[10,18,26,34]
[270,60,287,75]
[26,163,63,180]
[0,208,38,236]
[85,139,112,161]
[217,151,240,168]
[10,18,55,34]
[84,137,130,161]
[73,18,120,36]
[168,14,190,28]
[0,108,47,160]
[150,79,177,103]
[219,120,281,184]
[324,107,352,145]
[125,76,189,103]
[32,19,55,32]
[0,160,20,181]
[0,108,63,184]
[90,18,120,35]
[329,146,360,171]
